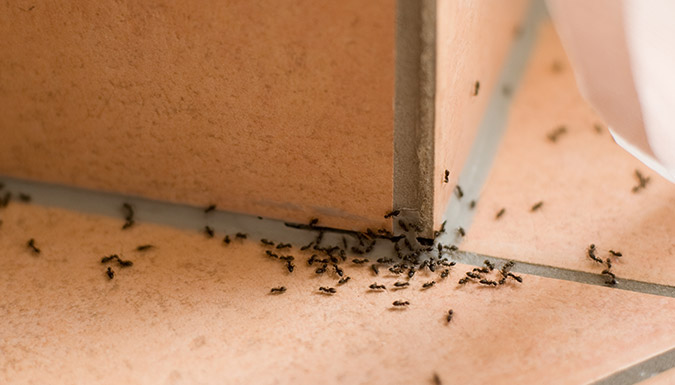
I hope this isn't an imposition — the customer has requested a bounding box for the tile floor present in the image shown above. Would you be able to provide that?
[1,20,674,385]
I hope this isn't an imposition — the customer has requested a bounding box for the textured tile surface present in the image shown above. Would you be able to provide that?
[462,22,675,286]
[1,203,674,384]
[0,0,395,232]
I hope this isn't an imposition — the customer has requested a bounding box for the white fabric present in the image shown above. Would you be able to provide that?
[547,0,675,182]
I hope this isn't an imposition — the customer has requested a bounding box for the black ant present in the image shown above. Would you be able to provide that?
[204,204,216,213]
[369,283,386,291]
[531,201,543,212]
[392,300,409,307]
[319,287,336,294]
[588,244,603,263]
[454,185,464,199]
[270,286,286,294]
[422,281,436,289]
[384,210,400,219]
[136,245,153,251]
[27,238,40,254]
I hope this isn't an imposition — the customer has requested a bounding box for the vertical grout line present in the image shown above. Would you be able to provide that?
[393,0,436,238]
[438,0,547,242]
[418,0,437,237]
[393,0,423,230]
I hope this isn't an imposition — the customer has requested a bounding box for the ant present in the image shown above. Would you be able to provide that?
[392,300,409,307]
[384,210,400,219]
[507,273,523,283]
[27,238,40,254]
[319,287,336,294]
[393,281,409,288]
[443,170,450,183]
[588,244,603,263]
[338,277,351,285]
[333,264,344,277]
[632,170,650,193]
[136,245,154,251]
[223,235,231,244]
[547,126,567,142]
[446,309,454,323]
[121,203,135,230]
[204,226,215,238]
[235,232,247,240]
[422,281,436,289]
[496,208,506,219]
[369,283,386,291]
[261,239,275,246]
[454,185,464,199]
[270,286,286,294]
[106,267,115,279]
[474,81,480,96]
[531,201,543,212]
[204,204,216,213]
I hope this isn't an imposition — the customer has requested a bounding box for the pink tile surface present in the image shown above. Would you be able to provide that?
[1,203,674,384]
[462,22,675,286]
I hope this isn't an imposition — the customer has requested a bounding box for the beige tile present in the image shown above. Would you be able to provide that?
[640,368,675,385]
[1,204,674,384]
[462,21,675,286]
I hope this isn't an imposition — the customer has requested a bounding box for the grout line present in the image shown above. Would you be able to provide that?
[439,0,548,237]
[591,348,675,385]
[2,176,674,300]
[452,250,675,298]
[393,0,425,232]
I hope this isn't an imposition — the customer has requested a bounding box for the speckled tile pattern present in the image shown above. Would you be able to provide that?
[461,22,675,287]
[1,203,674,384]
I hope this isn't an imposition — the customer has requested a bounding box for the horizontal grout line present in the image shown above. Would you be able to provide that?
[2,175,674,302]
[592,347,675,385]
[452,250,675,298]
